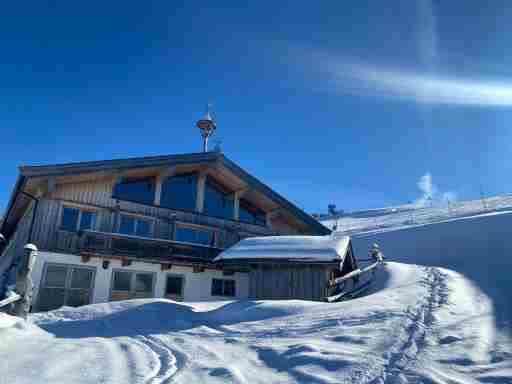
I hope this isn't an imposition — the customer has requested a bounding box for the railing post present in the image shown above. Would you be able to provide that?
[10,244,38,319]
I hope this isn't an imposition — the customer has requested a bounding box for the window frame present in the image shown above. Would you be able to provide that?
[112,176,156,206]
[109,269,156,299]
[59,204,98,233]
[116,213,155,238]
[36,262,97,311]
[203,176,235,220]
[165,273,186,299]
[160,172,198,212]
[211,278,236,298]
[174,222,216,247]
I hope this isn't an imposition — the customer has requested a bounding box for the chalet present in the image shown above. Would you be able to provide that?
[0,151,330,311]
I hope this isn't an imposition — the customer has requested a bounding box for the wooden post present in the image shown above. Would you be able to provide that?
[196,171,207,213]
[10,244,38,319]
[154,166,176,206]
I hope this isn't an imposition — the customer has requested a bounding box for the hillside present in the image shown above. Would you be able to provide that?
[320,194,512,235]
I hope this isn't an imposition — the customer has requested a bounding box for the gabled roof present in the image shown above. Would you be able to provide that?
[214,235,350,263]
[1,152,330,242]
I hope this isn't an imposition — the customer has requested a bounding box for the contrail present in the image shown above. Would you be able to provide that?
[316,54,512,107]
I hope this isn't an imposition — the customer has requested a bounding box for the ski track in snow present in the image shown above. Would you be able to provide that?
[372,267,449,383]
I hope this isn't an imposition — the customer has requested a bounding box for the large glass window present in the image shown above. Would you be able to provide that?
[117,215,152,237]
[211,278,236,297]
[37,264,95,311]
[239,199,266,226]
[110,271,155,301]
[203,177,234,219]
[160,173,197,211]
[113,177,156,205]
[175,225,213,246]
[60,206,97,232]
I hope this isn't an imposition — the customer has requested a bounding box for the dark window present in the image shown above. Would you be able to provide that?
[134,273,153,293]
[79,211,97,231]
[117,215,152,237]
[136,219,151,237]
[60,207,80,231]
[37,264,95,311]
[111,271,155,300]
[211,278,236,297]
[60,207,97,232]
[204,177,234,219]
[160,173,197,211]
[119,216,135,235]
[113,271,131,291]
[239,199,266,226]
[175,226,213,246]
[113,177,155,205]
[166,275,184,296]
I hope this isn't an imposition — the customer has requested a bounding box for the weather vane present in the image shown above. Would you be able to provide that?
[196,102,217,152]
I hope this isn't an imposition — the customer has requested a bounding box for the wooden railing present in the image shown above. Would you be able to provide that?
[52,230,224,262]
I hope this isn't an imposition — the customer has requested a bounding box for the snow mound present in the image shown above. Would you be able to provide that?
[1,262,510,383]
[215,235,350,262]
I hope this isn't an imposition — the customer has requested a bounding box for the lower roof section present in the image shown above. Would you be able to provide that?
[214,235,351,263]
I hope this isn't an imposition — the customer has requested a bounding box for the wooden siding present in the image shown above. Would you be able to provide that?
[248,264,331,301]
[0,201,35,279]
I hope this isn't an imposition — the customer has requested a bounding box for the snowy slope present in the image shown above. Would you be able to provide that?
[321,194,512,235]
[1,262,510,383]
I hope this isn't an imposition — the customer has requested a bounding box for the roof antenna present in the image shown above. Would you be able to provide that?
[196,102,217,152]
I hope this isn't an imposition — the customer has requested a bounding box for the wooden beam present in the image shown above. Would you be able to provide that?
[196,170,207,213]
[154,166,176,206]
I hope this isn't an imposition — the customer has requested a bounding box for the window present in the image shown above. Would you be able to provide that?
[37,264,95,311]
[211,278,236,297]
[175,225,213,246]
[160,173,197,211]
[165,275,184,301]
[239,199,266,226]
[110,270,155,301]
[60,206,97,232]
[203,177,234,219]
[113,176,156,205]
[117,215,152,237]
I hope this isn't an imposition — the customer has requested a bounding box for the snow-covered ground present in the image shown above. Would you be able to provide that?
[1,261,511,383]
[321,194,512,235]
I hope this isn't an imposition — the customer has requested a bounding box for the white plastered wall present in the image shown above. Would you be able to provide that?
[31,251,249,309]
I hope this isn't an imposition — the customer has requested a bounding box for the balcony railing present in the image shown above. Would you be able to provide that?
[53,230,224,262]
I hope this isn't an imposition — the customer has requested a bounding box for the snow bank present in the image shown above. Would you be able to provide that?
[214,235,350,262]
[351,211,512,333]
[1,262,509,383]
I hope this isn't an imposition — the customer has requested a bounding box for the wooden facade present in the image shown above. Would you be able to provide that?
[1,152,330,271]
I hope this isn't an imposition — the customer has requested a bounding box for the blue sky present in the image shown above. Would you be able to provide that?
[1,1,512,214]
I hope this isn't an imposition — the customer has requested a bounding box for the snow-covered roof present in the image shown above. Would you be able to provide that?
[214,235,350,263]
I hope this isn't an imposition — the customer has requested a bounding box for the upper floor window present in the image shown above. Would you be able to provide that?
[117,214,152,237]
[204,177,234,220]
[239,199,266,226]
[113,176,155,205]
[160,173,197,211]
[175,225,213,246]
[60,206,97,232]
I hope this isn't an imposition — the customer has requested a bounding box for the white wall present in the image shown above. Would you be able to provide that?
[31,252,250,310]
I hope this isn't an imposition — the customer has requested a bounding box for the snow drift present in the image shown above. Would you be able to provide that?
[1,262,510,383]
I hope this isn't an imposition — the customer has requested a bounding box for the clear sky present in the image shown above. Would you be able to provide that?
[1,1,512,215]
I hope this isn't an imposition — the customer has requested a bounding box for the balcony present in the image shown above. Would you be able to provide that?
[52,229,224,263]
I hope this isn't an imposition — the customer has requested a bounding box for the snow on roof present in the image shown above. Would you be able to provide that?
[214,235,350,262]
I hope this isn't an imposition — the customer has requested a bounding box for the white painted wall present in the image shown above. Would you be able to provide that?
[31,251,250,310]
